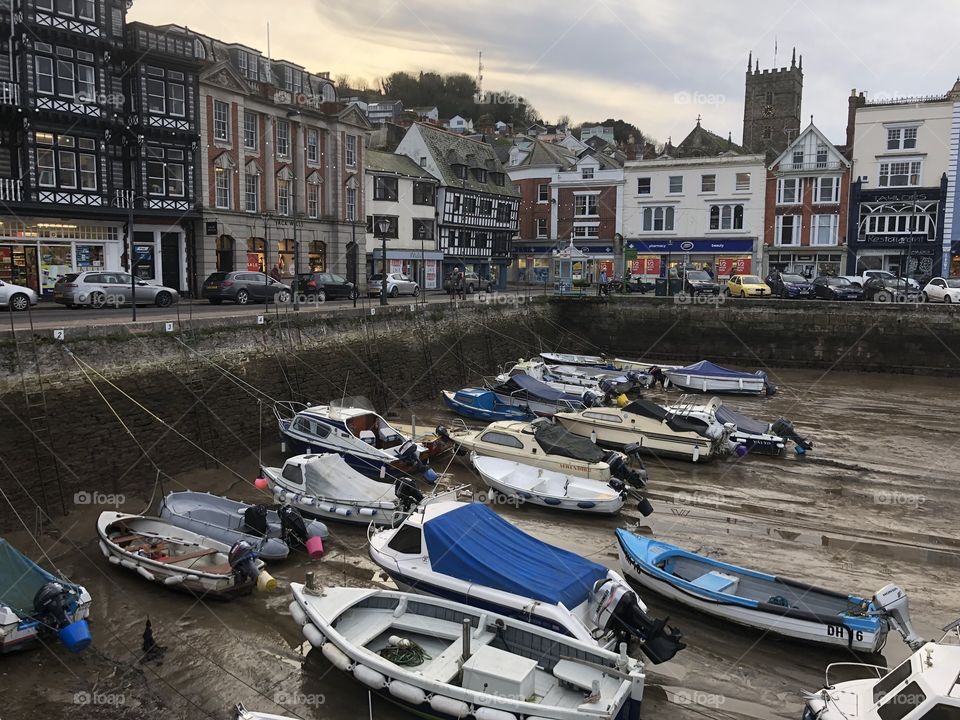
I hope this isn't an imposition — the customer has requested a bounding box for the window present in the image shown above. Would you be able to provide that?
[496,203,512,223]
[709,204,744,230]
[792,149,804,167]
[146,77,165,113]
[386,524,422,555]
[464,196,477,214]
[36,148,56,187]
[879,160,921,187]
[916,704,960,720]
[452,163,467,180]
[816,144,828,168]
[668,175,683,193]
[777,177,799,204]
[491,172,505,186]
[812,214,838,245]
[536,218,547,238]
[366,215,398,238]
[573,223,599,239]
[56,59,74,97]
[35,56,54,94]
[412,218,433,240]
[641,206,675,232]
[373,176,398,201]
[307,183,319,218]
[345,135,357,167]
[244,173,259,213]
[735,172,751,191]
[865,214,928,235]
[537,183,549,202]
[815,177,840,203]
[77,65,95,102]
[57,151,76,188]
[637,177,651,195]
[346,187,357,222]
[275,120,290,158]
[243,111,258,151]
[213,100,230,142]
[574,194,598,217]
[413,181,434,206]
[237,50,259,80]
[35,132,96,191]
[584,411,620,423]
[479,198,492,216]
[876,681,925,720]
[701,174,716,192]
[474,168,487,183]
[581,166,595,180]
[887,126,919,151]
[775,215,801,245]
[215,167,231,208]
[276,178,289,215]
[306,128,318,163]
[145,146,184,197]
[167,82,184,116]
[283,66,303,93]
[78,153,96,190]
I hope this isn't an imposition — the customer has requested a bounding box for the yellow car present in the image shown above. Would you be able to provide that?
[726,274,771,298]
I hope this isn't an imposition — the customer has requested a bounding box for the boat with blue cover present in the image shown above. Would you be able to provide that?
[615,530,923,653]
[663,360,777,395]
[490,373,587,417]
[440,388,534,421]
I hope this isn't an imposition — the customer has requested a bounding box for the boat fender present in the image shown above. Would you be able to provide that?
[429,694,470,719]
[284,492,297,503]
[692,445,700,463]
[120,558,138,570]
[334,507,352,517]
[577,501,596,509]
[353,664,387,690]
[302,622,325,648]
[136,566,156,582]
[321,641,352,671]
[544,497,562,506]
[388,681,426,706]
[358,508,377,517]
[108,555,121,565]
[98,540,112,558]
[163,574,186,586]
[301,496,316,506]
[280,440,287,454]
[288,600,308,627]
[474,708,517,720]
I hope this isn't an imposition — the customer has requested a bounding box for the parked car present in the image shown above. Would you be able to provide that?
[294,272,359,301]
[862,276,921,303]
[202,271,291,305]
[841,269,921,291]
[680,269,720,296]
[812,275,864,301]
[54,272,179,308]
[443,271,494,294]
[922,277,960,303]
[0,279,39,311]
[725,274,771,298]
[765,272,815,299]
[367,273,420,298]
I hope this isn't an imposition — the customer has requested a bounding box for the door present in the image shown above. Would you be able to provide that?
[160,233,181,291]
[109,272,133,306]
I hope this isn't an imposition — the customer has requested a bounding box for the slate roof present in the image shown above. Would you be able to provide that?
[365,149,436,179]
[513,138,577,169]
[415,122,520,196]
[675,121,745,158]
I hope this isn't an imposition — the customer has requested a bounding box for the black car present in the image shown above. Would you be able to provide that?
[766,272,815,299]
[862,276,921,303]
[680,269,720,295]
[294,272,359,301]
[202,271,291,305]
[812,276,863,301]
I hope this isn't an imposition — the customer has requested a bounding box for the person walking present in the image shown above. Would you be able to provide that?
[598,268,609,296]
[269,264,281,282]
[455,269,466,300]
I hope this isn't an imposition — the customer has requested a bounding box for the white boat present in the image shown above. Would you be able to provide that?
[554,400,738,463]
[539,351,614,368]
[471,453,626,514]
[446,419,647,486]
[233,704,296,720]
[497,359,637,395]
[289,581,647,720]
[368,501,684,664]
[663,361,776,396]
[97,512,274,599]
[802,620,952,720]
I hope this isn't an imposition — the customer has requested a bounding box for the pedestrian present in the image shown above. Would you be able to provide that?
[455,269,465,300]
[598,268,608,296]
[269,264,281,282]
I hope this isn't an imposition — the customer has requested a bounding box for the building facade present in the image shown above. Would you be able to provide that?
[395,123,519,285]
[764,122,850,278]
[941,84,960,276]
[194,35,371,292]
[742,51,803,161]
[364,149,441,289]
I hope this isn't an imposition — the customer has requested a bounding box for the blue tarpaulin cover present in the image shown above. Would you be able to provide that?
[422,503,608,608]
[0,538,78,616]
[497,374,582,403]
[672,361,756,379]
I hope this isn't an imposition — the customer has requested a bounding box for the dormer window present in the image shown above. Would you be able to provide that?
[581,167,595,180]
[452,164,467,180]
[283,67,303,94]
[491,172,505,186]
[473,168,487,183]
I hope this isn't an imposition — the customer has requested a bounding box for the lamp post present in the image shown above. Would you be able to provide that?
[261,212,273,310]
[377,217,390,306]
[118,130,144,322]
[417,222,427,304]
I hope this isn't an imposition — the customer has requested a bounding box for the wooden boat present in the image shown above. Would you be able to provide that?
[159,491,328,562]
[97,512,274,599]
[0,538,92,653]
[440,388,533,422]
[616,530,923,654]
[471,453,625,514]
[664,361,776,395]
[289,582,648,720]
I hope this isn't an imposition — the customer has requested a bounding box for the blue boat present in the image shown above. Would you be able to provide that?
[440,388,534,421]
[490,373,587,417]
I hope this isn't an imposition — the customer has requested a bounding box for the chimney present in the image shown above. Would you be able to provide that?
[626,133,637,160]
[846,88,866,154]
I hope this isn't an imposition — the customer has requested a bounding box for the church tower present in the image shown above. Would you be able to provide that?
[742,49,803,160]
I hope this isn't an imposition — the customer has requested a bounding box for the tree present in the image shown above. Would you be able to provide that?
[557,113,571,128]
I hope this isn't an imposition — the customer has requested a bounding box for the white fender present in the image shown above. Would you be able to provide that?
[98,540,111,558]
[284,492,297,503]
[288,600,308,627]
[163,574,186,585]
[280,440,288,454]
[353,663,387,690]
[388,681,426,706]
[120,558,138,570]
[358,508,377,517]
[474,708,517,720]
[300,496,316,507]
[334,507,352,517]
[302,623,325,648]
[429,695,470,718]
[692,444,700,463]
[136,566,155,582]
[321,641,352,671]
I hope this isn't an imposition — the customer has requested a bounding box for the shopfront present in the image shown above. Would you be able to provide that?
[626,238,756,282]
[512,241,615,285]
[371,248,443,290]
[766,252,843,278]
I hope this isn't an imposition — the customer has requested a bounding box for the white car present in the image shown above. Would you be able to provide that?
[0,279,39,311]
[922,276,960,303]
[367,272,420,298]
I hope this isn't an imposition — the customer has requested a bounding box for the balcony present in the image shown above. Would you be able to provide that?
[779,160,844,173]
[0,80,19,107]
[0,178,21,202]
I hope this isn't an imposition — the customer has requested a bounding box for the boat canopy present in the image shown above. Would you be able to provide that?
[423,503,608,608]
[622,400,711,435]
[534,421,607,463]
[714,404,770,436]
[0,538,80,616]
[495,374,582,404]
[672,361,757,379]
[300,454,398,503]
[453,389,497,410]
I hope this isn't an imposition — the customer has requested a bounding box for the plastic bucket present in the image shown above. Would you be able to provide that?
[305,536,324,559]
[59,619,92,653]
[257,570,277,593]
[423,468,439,484]
[254,477,269,490]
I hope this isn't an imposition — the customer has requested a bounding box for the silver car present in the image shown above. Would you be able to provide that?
[367,272,420,298]
[0,280,39,311]
[54,271,179,308]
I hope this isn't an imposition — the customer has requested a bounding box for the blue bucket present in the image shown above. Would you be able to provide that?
[423,468,439,484]
[59,619,92,653]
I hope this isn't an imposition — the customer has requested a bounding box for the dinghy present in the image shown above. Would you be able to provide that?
[471,453,627,514]
[497,359,639,395]
[616,530,924,654]
[440,388,534,422]
[539,351,615,368]
[664,360,776,395]
[97,512,275,599]
[368,501,684,663]
[159,491,328,562]
[802,620,955,720]
[289,581,648,720]
[490,373,588,417]
[0,538,92,654]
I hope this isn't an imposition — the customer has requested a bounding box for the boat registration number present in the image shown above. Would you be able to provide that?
[826,625,864,642]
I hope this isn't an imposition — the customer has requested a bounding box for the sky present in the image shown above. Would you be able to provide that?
[131,0,960,146]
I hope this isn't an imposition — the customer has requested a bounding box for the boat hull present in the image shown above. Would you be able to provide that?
[440,391,532,422]
[664,372,767,395]
[263,470,406,527]
[554,415,714,463]
[0,602,91,654]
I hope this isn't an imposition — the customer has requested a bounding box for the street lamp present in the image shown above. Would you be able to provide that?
[377,217,390,306]
[118,130,144,322]
[417,222,427,304]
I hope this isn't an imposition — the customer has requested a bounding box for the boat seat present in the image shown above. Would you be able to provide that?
[111,534,144,545]
[417,630,495,684]
[389,615,469,641]
[158,548,217,564]
[198,562,234,575]
[689,571,739,594]
[348,614,397,649]
[553,659,605,692]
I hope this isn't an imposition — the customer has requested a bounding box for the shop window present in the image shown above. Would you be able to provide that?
[308,241,326,272]
[75,244,104,270]
[131,233,155,279]
[216,235,234,272]
[246,237,265,272]
[277,239,295,277]
[39,244,72,293]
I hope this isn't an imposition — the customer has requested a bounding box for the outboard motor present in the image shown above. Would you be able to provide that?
[592,579,685,664]
[278,505,309,547]
[648,366,667,389]
[606,452,647,488]
[771,418,813,454]
[34,581,91,653]
[758,371,778,396]
[873,584,925,650]
[396,440,438,483]
[581,389,605,408]
[243,504,270,537]
[228,541,261,585]
[395,477,424,511]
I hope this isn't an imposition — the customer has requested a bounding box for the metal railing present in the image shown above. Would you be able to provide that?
[780,160,844,172]
[113,189,136,208]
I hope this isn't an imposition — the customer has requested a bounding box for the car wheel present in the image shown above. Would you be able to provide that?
[877,291,892,303]
[739,290,746,298]
[467,284,475,294]
[945,295,952,304]
[390,286,399,298]
[413,286,421,297]
[208,298,222,305]
[922,292,929,303]
[9,293,30,312]
[276,289,291,303]
[235,289,250,305]
[154,291,173,308]
[316,289,326,304]
[90,291,106,309]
